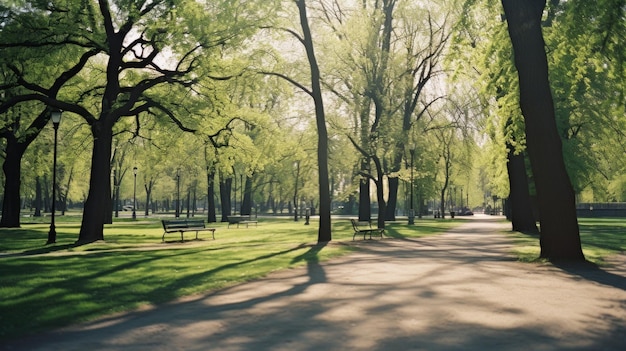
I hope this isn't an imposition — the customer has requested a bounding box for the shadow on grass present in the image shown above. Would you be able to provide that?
[0,241,321,341]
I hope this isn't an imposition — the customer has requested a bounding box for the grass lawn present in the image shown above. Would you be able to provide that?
[510,218,626,264]
[0,215,458,342]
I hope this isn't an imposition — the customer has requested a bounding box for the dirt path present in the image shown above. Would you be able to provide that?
[5,216,626,350]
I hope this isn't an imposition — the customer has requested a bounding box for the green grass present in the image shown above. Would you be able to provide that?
[509,218,626,264]
[0,216,457,341]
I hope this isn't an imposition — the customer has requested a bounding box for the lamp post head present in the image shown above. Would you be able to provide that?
[133,166,138,175]
[50,107,62,126]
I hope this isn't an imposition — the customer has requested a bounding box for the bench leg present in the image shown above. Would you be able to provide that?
[180,231,184,242]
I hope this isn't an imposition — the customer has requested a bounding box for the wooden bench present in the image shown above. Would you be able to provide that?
[351,219,384,240]
[161,219,216,242]
[227,215,258,228]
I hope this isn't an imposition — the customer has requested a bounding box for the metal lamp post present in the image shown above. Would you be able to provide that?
[46,108,62,245]
[132,166,137,220]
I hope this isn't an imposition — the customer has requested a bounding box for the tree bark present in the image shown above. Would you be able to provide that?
[358,177,371,221]
[506,147,539,233]
[385,177,398,221]
[502,0,584,261]
[77,120,113,243]
[0,137,24,228]
[219,176,232,222]
[207,169,217,222]
[241,175,252,216]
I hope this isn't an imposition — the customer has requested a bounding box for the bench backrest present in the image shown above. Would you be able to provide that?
[227,215,253,223]
[351,219,372,230]
[162,219,205,230]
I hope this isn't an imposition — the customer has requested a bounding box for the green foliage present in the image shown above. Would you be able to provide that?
[544,0,626,198]
[448,0,626,202]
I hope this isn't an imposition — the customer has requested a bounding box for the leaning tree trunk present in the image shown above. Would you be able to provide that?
[78,121,113,244]
[502,0,584,261]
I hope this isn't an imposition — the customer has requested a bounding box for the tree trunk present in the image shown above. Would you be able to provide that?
[144,179,153,216]
[439,187,446,219]
[385,176,398,221]
[372,155,386,229]
[219,176,232,222]
[296,0,331,242]
[502,0,584,261]
[358,164,371,221]
[207,170,217,223]
[78,121,113,244]
[241,175,252,215]
[0,138,24,228]
[507,147,539,233]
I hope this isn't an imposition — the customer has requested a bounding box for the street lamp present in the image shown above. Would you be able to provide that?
[176,168,181,218]
[46,108,62,245]
[408,146,415,225]
[132,166,138,220]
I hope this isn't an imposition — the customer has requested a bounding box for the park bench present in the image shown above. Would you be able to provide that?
[161,219,216,242]
[227,215,258,228]
[351,219,384,240]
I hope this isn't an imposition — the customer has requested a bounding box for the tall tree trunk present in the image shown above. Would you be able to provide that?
[0,138,24,228]
[502,0,584,261]
[78,121,113,244]
[385,177,398,221]
[241,175,252,216]
[358,178,371,221]
[507,147,539,233]
[145,188,152,216]
[439,187,447,219]
[296,0,331,242]
[372,155,387,229]
[207,170,217,222]
[219,176,232,222]
[144,178,154,216]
